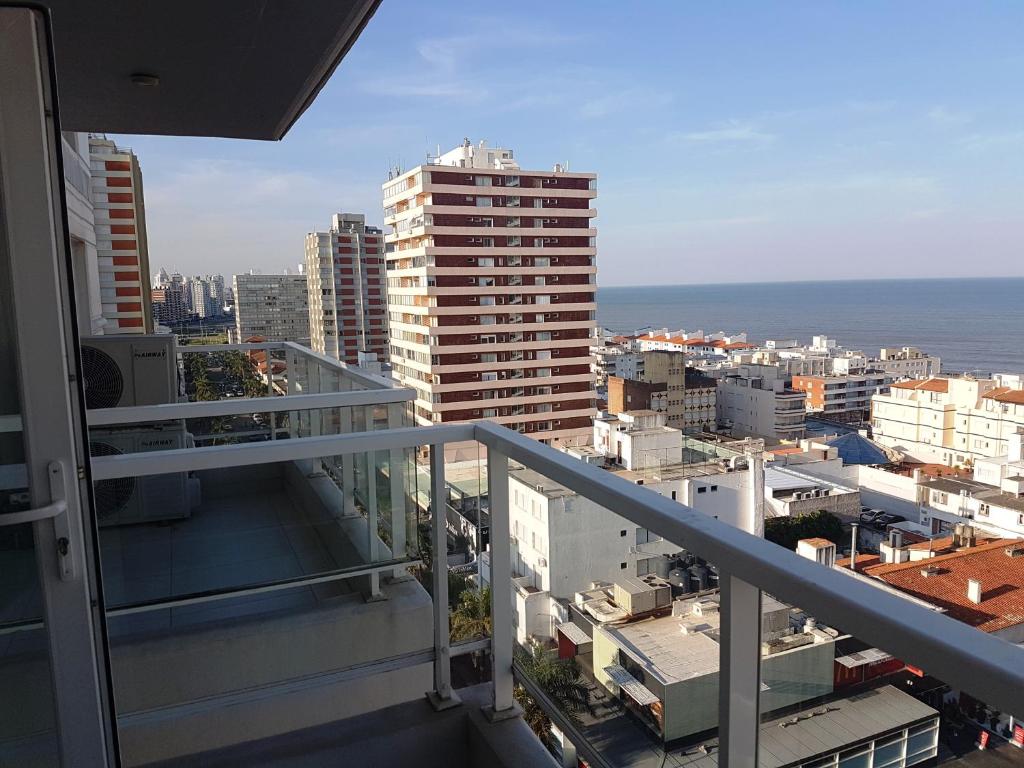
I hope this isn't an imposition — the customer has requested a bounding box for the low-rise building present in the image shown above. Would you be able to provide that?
[716,365,806,441]
[608,363,717,434]
[917,431,1024,538]
[593,411,683,471]
[875,346,941,378]
[871,375,1024,465]
[793,372,892,422]
[591,592,837,742]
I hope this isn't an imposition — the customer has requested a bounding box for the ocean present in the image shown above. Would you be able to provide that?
[596,277,1024,375]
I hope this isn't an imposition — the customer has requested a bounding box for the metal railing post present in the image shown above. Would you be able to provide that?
[286,346,298,439]
[388,402,408,581]
[427,443,460,710]
[485,447,516,719]
[265,344,275,397]
[718,572,761,768]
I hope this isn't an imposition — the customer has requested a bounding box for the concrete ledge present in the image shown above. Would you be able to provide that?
[144,683,556,768]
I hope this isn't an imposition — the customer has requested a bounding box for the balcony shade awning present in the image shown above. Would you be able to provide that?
[834,647,894,668]
[603,664,659,706]
[44,0,379,140]
[556,622,591,647]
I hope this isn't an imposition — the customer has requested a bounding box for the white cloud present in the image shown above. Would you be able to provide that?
[927,106,973,125]
[958,131,1024,152]
[674,120,775,144]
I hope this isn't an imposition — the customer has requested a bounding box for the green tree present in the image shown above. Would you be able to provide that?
[514,643,591,744]
[764,509,845,551]
[450,585,492,641]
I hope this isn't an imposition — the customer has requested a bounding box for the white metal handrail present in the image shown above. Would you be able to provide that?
[179,341,399,391]
[472,422,1024,718]
[86,420,1024,757]
[87,389,414,427]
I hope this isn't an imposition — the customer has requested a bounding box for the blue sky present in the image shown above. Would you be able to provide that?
[118,0,1024,287]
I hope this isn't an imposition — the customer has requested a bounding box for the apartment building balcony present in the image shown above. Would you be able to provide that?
[420,204,598,219]
[420,182,597,200]
[5,5,1024,766]
[72,401,1024,766]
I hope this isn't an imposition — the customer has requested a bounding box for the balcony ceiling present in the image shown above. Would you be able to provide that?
[45,0,379,140]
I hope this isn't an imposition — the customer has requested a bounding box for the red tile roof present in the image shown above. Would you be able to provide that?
[983,387,1024,405]
[724,341,756,350]
[891,378,949,393]
[862,539,1024,633]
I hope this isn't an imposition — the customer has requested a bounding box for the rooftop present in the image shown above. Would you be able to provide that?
[861,539,1024,633]
[672,685,937,768]
[982,387,1024,404]
[824,432,892,465]
[890,378,950,393]
[920,475,991,495]
[598,594,791,686]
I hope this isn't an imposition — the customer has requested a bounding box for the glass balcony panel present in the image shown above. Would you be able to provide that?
[94,435,438,766]
[498,464,719,764]
[756,547,946,767]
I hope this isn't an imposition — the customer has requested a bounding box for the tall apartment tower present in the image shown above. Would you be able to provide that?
[233,273,310,344]
[88,135,153,334]
[382,140,598,445]
[304,213,388,365]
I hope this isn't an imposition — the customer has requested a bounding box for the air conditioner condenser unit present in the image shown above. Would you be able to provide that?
[80,335,177,409]
[90,424,194,527]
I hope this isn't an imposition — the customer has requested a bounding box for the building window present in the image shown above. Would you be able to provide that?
[620,562,627,570]
[697,486,707,494]
[620,529,627,537]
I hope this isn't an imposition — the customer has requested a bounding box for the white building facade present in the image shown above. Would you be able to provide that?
[716,365,806,441]
[871,376,1024,465]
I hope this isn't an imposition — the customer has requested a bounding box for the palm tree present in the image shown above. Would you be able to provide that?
[514,643,591,744]
[450,585,492,641]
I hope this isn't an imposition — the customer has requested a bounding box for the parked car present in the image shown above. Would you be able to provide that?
[872,513,906,531]
[859,509,885,524]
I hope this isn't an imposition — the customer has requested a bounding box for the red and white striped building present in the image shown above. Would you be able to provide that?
[304,212,388,365]
[382,140,598,446]
[88,136,153,334]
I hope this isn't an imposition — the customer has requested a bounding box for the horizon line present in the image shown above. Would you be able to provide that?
[599,275,1024,290]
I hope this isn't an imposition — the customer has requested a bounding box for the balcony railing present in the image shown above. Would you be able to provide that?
[82,415,1024,765]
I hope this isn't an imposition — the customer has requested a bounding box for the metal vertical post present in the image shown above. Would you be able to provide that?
[718,572,762,768]
[265,346,276,440]
[286,346,298,439]
[365,405,379,561]
[265,344,275,396]
[388,402,408,580]
[485,448,516,719]
[427,443,460,709]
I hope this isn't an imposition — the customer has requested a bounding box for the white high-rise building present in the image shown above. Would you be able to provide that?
[382,140,598,445]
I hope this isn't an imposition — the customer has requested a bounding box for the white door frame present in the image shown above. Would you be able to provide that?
[0,8,113,765]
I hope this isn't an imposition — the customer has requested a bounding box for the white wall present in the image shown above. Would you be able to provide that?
[62,132,105,335]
